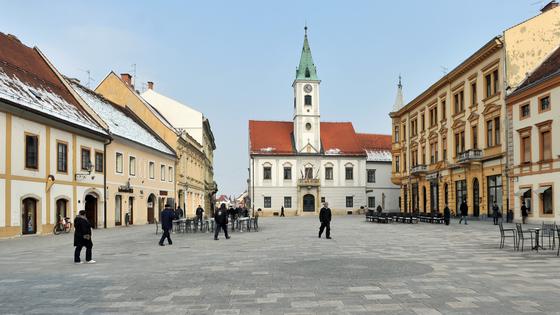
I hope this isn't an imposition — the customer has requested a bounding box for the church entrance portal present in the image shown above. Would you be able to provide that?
[303,194,315,212]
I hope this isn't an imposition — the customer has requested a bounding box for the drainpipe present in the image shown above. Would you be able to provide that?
[103,137,112,229]
[251,156,255,217]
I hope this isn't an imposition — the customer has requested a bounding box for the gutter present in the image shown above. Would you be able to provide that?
[103,137,112,229]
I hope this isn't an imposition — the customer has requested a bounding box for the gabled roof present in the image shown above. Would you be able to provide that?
[70,81,175,157]
[0,32,106,135]
[248,120,366,156]
[295,27,319,81]
[513,45,560,94]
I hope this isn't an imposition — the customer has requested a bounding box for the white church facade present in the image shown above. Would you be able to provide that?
[248,28,398,216]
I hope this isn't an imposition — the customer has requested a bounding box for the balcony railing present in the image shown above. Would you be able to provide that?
[298,178,320,187]
[410,164,427,175]
[457,149,482,164]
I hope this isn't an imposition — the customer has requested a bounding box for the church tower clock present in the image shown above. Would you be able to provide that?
[293,26,321,154]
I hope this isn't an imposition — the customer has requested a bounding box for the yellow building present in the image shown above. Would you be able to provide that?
[69,81,177,226]
[390,5,560,217]
[0,33,110,237]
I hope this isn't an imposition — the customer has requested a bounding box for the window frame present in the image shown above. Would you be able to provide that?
[94,150,104,173]
[129,155,136,176]
[283,166,292,180]
[345,166,354,180]
[56,140,68,174]
[263,166,272,180]
[540,129,552,162]
[24,133,40,171]
[149,161,155,179]
[519,103,531,120]
[80,146,91,171]
[367,169,376,183]
[160,164,166,181]
[486,120,494,148]
[346,196,354,208]
[284,196,292,208]
[304,95,312,106]
[539,185,553,215]
[168,166,174,182]
[264,196,272,208]
[115,152,124,174]
[368,196,376,208]
[538,94,551,113]
[325,166,334,180]
[470,81,477,107]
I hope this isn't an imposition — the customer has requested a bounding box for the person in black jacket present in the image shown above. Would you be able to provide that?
[318,202,332,239]
[492,201,500,225]
[74,210,95,264]
[214,203,230,240]
[458,199,468,225]
[521,201,528,224]
[196,205,204,229]
[443,204,451,226]
[159,202,175,246]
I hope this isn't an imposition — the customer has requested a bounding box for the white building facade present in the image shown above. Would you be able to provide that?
[248,28,395,216]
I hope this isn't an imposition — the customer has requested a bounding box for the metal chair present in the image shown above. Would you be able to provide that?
[557,224,560,256]
[499,222,517,249]
[515,223,534,252]
[541,222,556,249]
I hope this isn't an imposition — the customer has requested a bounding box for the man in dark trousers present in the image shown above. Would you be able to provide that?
[74,210,95,264]
[214,203,230,240]
[443,203,451,226]
[159,201,175,246]
[318,202,332,239]
[196,205,204,229]
[280,206,285,217]
[458,199,468,225]
[492,201,500,225]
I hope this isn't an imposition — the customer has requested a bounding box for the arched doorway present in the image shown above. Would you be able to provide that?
[303,194,315,212]
[85,194,98,228]
[128,196,134,225]
[22,197,38,235]
[147,194,156,224]
[55,199,68,222]
[473,178,480,217]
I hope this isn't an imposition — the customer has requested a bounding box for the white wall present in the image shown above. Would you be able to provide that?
[366,161,400,211]
[11,117,46,178]
[0,112,5,174]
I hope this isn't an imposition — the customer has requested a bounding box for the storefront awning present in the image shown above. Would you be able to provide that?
[514,188,530,196]
[534,186,551,195]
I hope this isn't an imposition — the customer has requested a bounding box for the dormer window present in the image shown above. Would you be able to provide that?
[304,95,312,106]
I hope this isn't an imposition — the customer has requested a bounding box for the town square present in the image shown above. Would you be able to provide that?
[1,1,560,314]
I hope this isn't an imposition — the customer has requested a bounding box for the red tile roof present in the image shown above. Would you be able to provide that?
[356,133,392,151]
[249,120,369,156]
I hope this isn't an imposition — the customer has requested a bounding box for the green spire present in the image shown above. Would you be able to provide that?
[295,26,319,81]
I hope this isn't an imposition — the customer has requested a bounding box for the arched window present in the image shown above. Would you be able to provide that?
[305,67,311,78]
[56,199,68,221]
[22,197,38,235]
[304,95,312,106]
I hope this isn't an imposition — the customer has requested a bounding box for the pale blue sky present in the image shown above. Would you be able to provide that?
[2,0,546,196]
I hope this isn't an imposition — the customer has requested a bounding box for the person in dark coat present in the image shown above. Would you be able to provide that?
[521,201,528,224]
[443,204,451,226]
[214,203,230,240]
[318,202,332,239]
[458,199,468,225]
[176,206,184,219]
[228,206,235,231]
[159,201,175,246]
[376,205,383,213]
[280,206,285,217]
[492,201,500,225]
[196,205,204,228]
[74,210,94,264]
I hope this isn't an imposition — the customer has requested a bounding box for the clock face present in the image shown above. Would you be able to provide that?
[304,84,313,93]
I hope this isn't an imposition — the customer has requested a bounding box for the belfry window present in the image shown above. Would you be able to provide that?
[304,95,312,106]
[305,67,310,78]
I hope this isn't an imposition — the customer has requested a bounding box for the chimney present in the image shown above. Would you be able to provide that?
[147,81,154,90]
[120,73,133,88]
[541,0,558,13]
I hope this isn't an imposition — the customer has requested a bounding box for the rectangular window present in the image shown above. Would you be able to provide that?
[420,113,425,131]
[161,165,166,181]
[541,187,553,214]
[321,197,326,203]
[430,142,437,164]
[305,167,313,179]
[368,196,376,208]
[81,148,91,171]
[441,100,446,120]
[345,167,353,180]
[521,135,531,163]
[494,118,500,146]
[149,162,155,179]
[115,195,122,225]
[493,69,499,95]
[442,137,447,161]
[325,167,333,180]
[346,196,353,208]
[95,151,103,173]
[57,142,67,173]
[395,156,400,173]
[520,104,530,118]
[472,125,478,149]
[454,93,459,114]
[263,166,271,180]
[471,82,477,106]
[486,120,493,147]
[461,131,465,153]
[403,152,407,170]
[264,196,271,208]
[116,153,123,173]
[25,134,39,170]
[367,169,376,183]
[284,196,292,208]
[541,130,552,161]
[540,96,550,112]
[283,167,292,180]
[455,133,460,156]
[421,146,426,165]
[394,126,399,142]
[168,166,173,182]
[129,156,136,176]
[485,73,492,97]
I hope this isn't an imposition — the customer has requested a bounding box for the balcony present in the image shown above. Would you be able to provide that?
[410,164,427,176]
[298,178,320,187]
[457,149,482,164]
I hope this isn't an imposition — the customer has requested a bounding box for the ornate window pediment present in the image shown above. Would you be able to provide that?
[482,103,501,116]
[467,111,479,123]
[451,119,466,129]
[428,131,438,140]
[439,126,448,135]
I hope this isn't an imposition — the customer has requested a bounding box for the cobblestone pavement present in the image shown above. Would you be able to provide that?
[1,216,560,314]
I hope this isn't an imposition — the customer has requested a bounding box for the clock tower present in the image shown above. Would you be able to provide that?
[293,26,321,154]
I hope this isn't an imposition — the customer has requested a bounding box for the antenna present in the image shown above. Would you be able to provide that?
[78,69,93,88]
[131,63,137,87]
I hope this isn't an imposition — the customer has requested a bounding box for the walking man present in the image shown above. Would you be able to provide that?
[159,201,175,246]
[74,210,95,264]
[443,203,451,226]
[214,204,230,240]
[196,205,204,229]
[458,199,468,225]
[521,201,528,224]
[492,201,500,225]
[318,202,332,239]
[280,206,285,217]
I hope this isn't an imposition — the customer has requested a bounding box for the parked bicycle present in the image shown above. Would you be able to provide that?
[53,215,72,235]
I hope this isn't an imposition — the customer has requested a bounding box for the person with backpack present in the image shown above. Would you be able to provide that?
[214,203,230,240]
[74,210,95,264]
